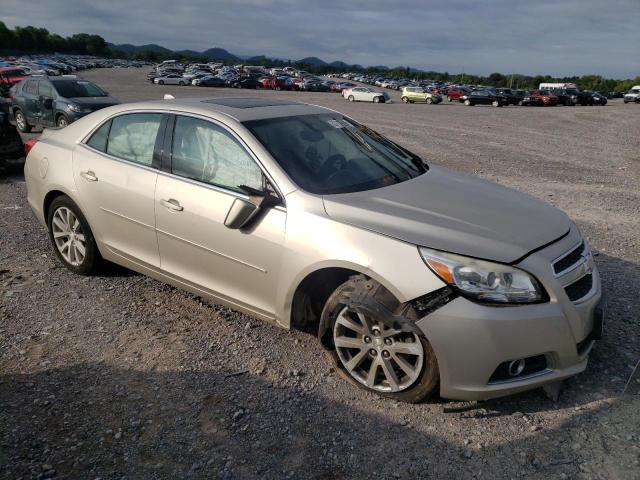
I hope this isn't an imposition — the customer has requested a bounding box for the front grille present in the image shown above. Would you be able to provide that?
[565,274,593,302]
[553,241,585,275]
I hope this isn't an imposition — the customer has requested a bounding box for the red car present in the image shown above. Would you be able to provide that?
[0,67,28,96]
[528,89,558,106]
[446,87,471,102]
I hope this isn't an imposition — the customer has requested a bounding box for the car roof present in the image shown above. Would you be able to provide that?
[118,97,332,122]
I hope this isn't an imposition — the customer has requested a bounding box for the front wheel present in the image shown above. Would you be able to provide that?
[373,96,381,103]
[401,96,409,103]
[158,80,165,85]
[47,196,100,275]
[179,81,185,86]
[321,276,439,403]
[56,115,69,128]
[447,96,453,102]
[491,100,499,107]
[348,95,355,102]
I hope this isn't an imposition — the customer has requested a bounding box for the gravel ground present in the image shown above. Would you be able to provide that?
[1,69,639,479]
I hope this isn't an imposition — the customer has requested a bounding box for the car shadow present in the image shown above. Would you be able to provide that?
[1,362,638,480]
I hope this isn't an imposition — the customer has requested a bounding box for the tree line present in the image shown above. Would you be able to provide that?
[1,22,637,92]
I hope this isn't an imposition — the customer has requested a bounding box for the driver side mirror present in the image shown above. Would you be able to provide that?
[224,186,282,230]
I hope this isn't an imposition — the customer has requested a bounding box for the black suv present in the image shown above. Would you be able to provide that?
[10,76,119,132]
[463,89,508,107]
[495,88,524,105]
[550,89,578,106]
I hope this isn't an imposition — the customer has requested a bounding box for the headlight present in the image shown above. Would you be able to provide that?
[419,247,546,304]
[67,104,85,113]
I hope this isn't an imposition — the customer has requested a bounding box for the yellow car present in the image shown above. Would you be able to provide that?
[401,86,442,104]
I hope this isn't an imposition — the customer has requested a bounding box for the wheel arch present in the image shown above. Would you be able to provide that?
[287,261,406,335]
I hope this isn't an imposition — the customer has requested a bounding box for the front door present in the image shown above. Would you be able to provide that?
[155,114,286,318]
[72,112,165,268]
[37,81,55,127]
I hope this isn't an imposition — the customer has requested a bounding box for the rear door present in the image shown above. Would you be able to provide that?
[154,114,286,318]
[73,112,166,268]
[21,80,40,123]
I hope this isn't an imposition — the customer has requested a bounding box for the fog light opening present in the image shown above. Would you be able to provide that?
[508,359,526,377]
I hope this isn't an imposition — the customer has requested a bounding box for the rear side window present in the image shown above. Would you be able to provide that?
[86,120,112,152]
[106,113,162,166]
[171,115,263,193]
[24,80,38,94]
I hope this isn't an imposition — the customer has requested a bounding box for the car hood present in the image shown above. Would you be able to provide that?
[68,97,120,110]
[322,165,570,263]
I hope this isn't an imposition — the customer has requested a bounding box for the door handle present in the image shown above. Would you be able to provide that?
[160,198,183,212]
[80,170,98,182]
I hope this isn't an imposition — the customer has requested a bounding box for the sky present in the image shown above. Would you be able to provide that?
[2,0,639,78]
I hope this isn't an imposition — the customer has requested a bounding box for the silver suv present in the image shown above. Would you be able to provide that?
[24,98,603,402]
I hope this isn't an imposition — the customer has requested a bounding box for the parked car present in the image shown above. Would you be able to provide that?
[227,77,261,89]
[10,76,119,131]
[528,90,558,106]
[446,87,470,102]
[580,92,607,106]
[463,89,507,107]
[495,88,523,106]
[549,89,578,106]
[154,74,188,86]
[400,87,442,104]
[24,97,603,402]
[623,86,640,103]
[344,87,390,103]
[198,76,227,88]
[520,91,545,106]
[331,82,356,93]
[0,111,24,173]
[0,67,29,97]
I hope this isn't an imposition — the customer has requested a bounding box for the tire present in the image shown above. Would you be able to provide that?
[158,80,164,85]
[179,81,185,86]
[491,100,499,107]
[518,100,524,106]
[401,96,409,103]
[447,96,452,102]
[320,276,439,403]
[14,109,32,133]
[56,115,69,128]
[464,99,472,106]
[348,95,355,102]
[47,196,100,275]
[426,97,433,104]
[373,96,381,103]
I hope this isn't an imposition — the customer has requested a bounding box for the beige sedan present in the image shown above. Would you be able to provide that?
[24,97,603,402]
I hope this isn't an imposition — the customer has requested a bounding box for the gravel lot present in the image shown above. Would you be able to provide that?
[1,68,639,479]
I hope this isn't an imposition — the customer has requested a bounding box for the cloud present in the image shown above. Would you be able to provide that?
[2,0,639,77]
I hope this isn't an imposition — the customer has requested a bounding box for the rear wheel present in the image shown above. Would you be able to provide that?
[47,196,100,275]
[447,96,453,102]
[321,276,439,403]
[14,109,32,133]
[492,100,499,107]
[464,99,472,106]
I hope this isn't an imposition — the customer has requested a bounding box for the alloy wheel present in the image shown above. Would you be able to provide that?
[57,116,68,128]
[333,307,424,393]
[15,111,26,130]
[51,207,86,266]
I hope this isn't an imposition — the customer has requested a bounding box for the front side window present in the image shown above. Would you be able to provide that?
[24,80,38,94]
[245,114,427,195]
[38,82,54,98]
[171,116,263,193]
[106,113,162,166]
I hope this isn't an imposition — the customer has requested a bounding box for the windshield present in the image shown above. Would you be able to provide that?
[244,114,427,194]
[51,80,107,98]
[630,88,640,94]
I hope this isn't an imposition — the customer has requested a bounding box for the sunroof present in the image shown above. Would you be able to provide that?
[201,98,299,109]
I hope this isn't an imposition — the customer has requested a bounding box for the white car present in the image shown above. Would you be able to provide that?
[153,74,188,86]
[343,87,390,103]
[623,85,640,104]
